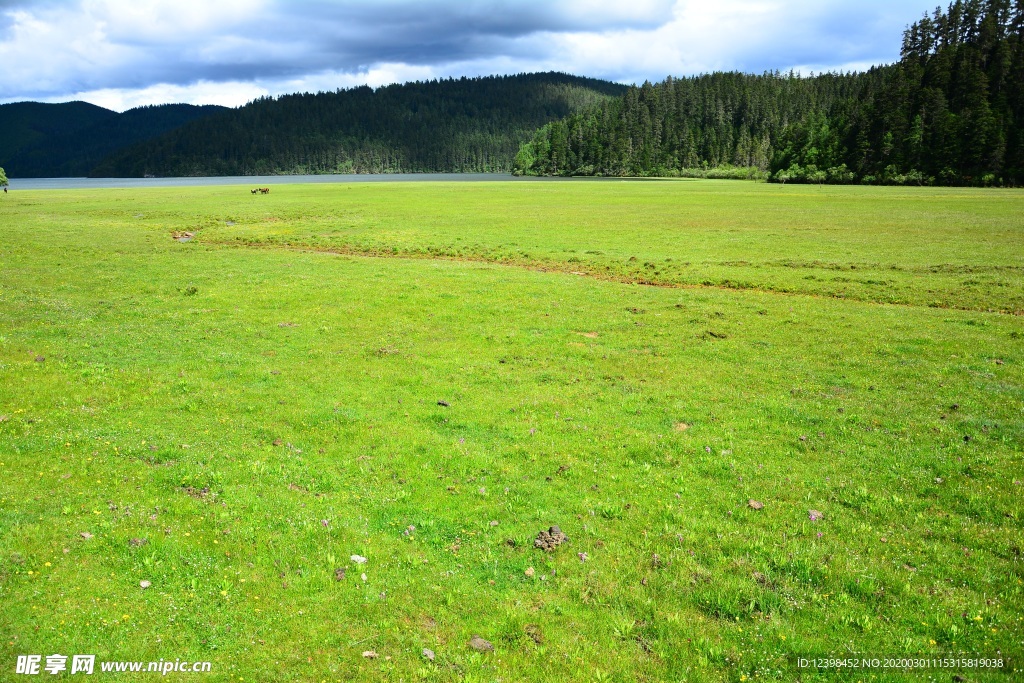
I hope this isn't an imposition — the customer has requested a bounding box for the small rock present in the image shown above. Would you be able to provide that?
[524,567,535,578]
[799,435,808,442]
[79,532,93,540]
[534,525,569,551]
[362,651,378,659]
[934,477,944,484]
[361,573,367,583]
[139,580,151,589]
[748,499,764,510]
[351,555,367,564]
[489,520,499,527]
[272,439,283,446]
[995,358,1004,365]
[437,400,450,407]
[422,648,435,662]
[334,568,345,581]
[468,636,494,653]
[808,509,823,522]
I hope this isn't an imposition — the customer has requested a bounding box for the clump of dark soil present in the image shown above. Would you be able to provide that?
[534,525,568,551]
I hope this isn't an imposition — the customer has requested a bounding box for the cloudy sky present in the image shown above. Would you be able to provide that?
[1,0,938,111]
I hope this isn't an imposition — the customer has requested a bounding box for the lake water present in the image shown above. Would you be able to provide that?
[8,173,546,190]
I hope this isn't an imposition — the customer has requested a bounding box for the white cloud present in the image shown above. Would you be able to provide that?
[526,0,920,82]
[286,64,443,91]
[550,0,675,28]
[51,81,270,111]
[46,64,453,111]
[88,0,265,44]
[0,0,939,110]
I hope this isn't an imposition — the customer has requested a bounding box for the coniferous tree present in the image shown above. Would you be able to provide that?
[516,1,1024,186]
[92,74,626,177]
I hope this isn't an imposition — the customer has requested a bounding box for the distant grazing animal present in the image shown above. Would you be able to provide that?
[260,187,270,194]
[251,188,258,194]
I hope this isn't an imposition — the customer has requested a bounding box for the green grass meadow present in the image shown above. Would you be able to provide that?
[1,180,1022,681]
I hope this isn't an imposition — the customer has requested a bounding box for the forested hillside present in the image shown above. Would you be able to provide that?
[516,0,1024,185]
[0,102,226,177]
[9,1,1020,183]
[0,102,115,169]
[92,74,628,177]
[513,71,882,179]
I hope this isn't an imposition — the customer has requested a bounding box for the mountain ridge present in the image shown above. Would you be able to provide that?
[0,102,229,177]
[89,73,629,177]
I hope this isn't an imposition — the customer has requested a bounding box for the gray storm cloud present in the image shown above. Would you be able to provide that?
[0,0,674,96]
[0,0,934,108]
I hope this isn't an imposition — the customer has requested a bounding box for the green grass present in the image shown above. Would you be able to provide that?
[1,180,1022,682]
[194,181,1024,313]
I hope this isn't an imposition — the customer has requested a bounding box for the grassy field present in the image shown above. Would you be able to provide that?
[1,180,1022,682]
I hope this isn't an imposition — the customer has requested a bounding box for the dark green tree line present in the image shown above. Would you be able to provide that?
[1,104,226,178]
[517,1,1024,186]
[92,74,626,177]
[515,70,875,178]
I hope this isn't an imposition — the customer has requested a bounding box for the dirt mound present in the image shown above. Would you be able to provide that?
[534,525,568,551]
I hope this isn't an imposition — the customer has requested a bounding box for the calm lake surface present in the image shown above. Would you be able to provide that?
[9,173,542,190]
